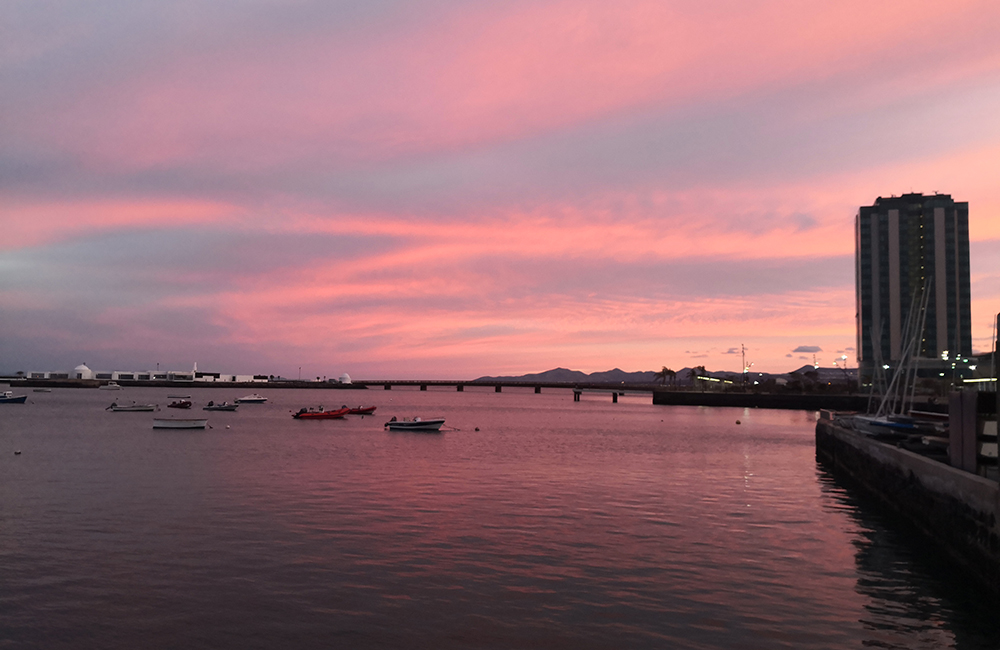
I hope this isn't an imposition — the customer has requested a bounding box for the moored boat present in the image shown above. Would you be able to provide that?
[107,401,157,412]
[385,416,445,432]
[204,401,238,411]
[99,381,123,390]
[346,405,377,415]
[0,390,28,404]
[153,418,208,429]
[235,394,267,403]
[292,406,350,420]
[33,388,52,393]
[167,400,193,409]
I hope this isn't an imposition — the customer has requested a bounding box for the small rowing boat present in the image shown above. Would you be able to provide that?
[153,418,208,429]
[385,416,445,432]
[107,401,156,412]
[346,405,376,415]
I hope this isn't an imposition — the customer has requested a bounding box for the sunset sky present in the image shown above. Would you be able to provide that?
[3,0,1000,379]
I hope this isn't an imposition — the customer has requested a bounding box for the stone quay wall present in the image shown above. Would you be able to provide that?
[816,419,1000,595]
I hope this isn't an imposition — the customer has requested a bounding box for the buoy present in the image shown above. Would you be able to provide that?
[474,427,480,431]
[736,420,741,425]
[226,425,231,429]
[14,450,21,455]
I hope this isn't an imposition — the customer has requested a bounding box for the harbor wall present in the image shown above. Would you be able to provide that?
[816,419,1000,595]
[654,391,870,410]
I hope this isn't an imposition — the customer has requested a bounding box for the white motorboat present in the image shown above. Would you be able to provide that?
[384,416,445,432]
[235,394,267,403]
[204,401,238,411]
[0,390,28,404]
[99,381,123,390]
[153,418,208,429]
[107,401,156,412]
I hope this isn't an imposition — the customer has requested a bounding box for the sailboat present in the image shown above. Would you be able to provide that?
[851,278,944,438]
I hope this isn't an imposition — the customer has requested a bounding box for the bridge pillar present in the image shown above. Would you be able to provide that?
[456,384,463,392]
[573,390,581,402]
[495,385,502,393]
[384,384,391,390]
[534,386,541,394]
[612,392,618,403]
[420,384,427,391]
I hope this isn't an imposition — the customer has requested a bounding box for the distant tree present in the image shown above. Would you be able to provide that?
[654,367,676,386]
[687,365,706,387]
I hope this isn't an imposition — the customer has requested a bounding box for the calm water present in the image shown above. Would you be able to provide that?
[1,386,997,649]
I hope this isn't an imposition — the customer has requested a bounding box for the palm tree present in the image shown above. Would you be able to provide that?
[687,365,706,387]
[654,366,676,386]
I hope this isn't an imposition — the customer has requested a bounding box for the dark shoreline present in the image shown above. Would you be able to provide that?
[8,378,369,390]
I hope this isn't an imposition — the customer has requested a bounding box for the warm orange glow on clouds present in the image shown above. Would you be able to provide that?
[2,0,999,378]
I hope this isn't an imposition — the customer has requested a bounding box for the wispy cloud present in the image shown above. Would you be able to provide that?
[2,0,999,376]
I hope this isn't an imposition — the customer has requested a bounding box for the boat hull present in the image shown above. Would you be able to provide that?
[153,418,208,429]
[0,395,28,404]
[293,407,350,420]
[385,418,445,432]
[109,405,156,412]
[347,406,377,415]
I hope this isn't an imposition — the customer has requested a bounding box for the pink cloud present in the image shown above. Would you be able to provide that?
[11,1,1000,172]
[3,1,1000,377]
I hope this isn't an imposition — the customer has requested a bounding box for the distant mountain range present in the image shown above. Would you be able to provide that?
[474,367,657,383]
[474,365,857,385]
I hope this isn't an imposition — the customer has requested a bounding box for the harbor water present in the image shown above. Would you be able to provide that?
[1,387,998,649]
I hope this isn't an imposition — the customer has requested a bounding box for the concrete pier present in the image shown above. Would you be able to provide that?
[816,418,1000,595]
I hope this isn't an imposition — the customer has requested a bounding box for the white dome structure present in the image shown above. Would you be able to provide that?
[338,373,352,384]
[74,364,93,380]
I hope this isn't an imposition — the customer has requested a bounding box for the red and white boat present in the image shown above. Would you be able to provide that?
[292,406,350,420]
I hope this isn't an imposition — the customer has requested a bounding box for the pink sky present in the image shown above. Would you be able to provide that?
[2,0,999,378]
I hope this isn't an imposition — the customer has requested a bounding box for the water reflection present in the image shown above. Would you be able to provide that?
[3,388,999,649]
[817,467,1000,649]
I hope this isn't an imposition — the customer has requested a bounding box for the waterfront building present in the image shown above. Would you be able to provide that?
[855,193,971,380]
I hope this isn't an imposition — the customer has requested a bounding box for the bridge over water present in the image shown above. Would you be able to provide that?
[353,380,657,402]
